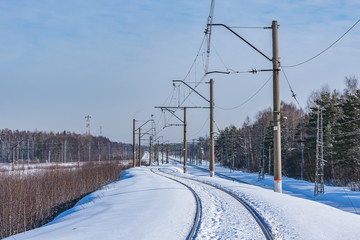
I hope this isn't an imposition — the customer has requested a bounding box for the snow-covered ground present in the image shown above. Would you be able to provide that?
[186,160,360,215]
[5,166,195,240]
[5,156,360,240]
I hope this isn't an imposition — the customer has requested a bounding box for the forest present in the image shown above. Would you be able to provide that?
[0,129,133,164]
[214,76,360,189]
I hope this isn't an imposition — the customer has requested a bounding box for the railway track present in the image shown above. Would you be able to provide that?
[155,167,274,240]
[150,168,202,240]
[170,157,250,185]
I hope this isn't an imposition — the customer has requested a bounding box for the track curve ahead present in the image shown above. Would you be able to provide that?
[157,167,274,240]
[150,168,202,240]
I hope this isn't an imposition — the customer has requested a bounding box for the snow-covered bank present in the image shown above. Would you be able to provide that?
[4,167,194,240]
[166,161,360,240]
[5,159,360,240]
[182,160,360,215]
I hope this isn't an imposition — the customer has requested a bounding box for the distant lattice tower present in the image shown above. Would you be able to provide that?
[314,107,325,196]
[85,115,91,136]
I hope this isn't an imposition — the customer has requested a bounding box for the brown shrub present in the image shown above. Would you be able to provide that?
[0,161,131,238]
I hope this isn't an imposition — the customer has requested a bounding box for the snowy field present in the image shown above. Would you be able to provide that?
[0,160,132,175]
[5,156,360,240]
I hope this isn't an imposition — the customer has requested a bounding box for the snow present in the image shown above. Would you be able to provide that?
[5,167,195,240]
[191,162,360,215]
[5,156,360,240]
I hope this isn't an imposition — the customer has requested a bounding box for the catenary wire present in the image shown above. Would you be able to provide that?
[215,74,272,110]
[282,18,360,68]
[280,65,302,108]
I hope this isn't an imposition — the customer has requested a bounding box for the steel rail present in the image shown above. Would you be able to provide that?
[158,167,274,240]
[150,168,202,240]
[189,163,250,185]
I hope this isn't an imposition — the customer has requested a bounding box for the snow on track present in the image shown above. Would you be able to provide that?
[5,162,360,240]
[158,167,266,240]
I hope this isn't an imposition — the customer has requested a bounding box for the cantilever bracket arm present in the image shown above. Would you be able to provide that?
[209,23,272,62]
[173,80,210,103]
[155,107,184,123]
[141,127,155,137]
[136,119,154,131]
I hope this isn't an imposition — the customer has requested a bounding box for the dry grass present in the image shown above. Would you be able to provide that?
[0,161,131,239]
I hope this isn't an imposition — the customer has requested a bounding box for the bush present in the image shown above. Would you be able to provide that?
[0,161,130,238]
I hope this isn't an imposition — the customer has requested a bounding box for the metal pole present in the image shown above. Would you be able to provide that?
[301,131,304,180]
[149,135,152,166]
[133,119,136,167]
[162,143,164,164]
[139,128,141,167]
[210,79,215,177]
[166,144,169,163]
[184,107,187,173]
[272,20,282,193]
[157,141,160,165]
[88,142,91,161]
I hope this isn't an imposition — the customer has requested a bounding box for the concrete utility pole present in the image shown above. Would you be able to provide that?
[210,79,215,177]
[171,80,214,177]
[272,20,282,193]
[155,106,203,173]
[134,118,154,167]
[184,107,187,173]
[149,135,152,166]
[139,128,141,167]
[133,119,136,168]
[209,21,282,191]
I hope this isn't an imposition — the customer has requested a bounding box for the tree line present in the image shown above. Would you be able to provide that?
[0,129,133,164]
[215,76,360,189]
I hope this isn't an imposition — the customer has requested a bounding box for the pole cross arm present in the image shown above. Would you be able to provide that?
[209,23,272,62]
[136,119,154,131]
[156,107,184,123]
[154,136,164,142]
[173,80,210,103]
[167,124,185,127]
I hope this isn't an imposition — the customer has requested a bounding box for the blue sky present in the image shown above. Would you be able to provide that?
[0,0,359,143]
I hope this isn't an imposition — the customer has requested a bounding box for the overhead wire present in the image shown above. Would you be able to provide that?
[188,117,210,137]
[183,35,207,81]
[215,74,272,110]
[280,65,302,109]
[211,41,234,72]
[282,18,360,68]
[156,0,214,134]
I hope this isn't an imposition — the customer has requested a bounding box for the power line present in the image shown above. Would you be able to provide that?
[280,65,301,108]
[283,18,360,68]
[188,117,209,137]
[215,74,272,110]
[183,35,207,81]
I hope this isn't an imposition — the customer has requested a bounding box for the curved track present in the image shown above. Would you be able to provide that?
[172,158,250,185]
[157,167,274,240]
[150,168,201,240]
